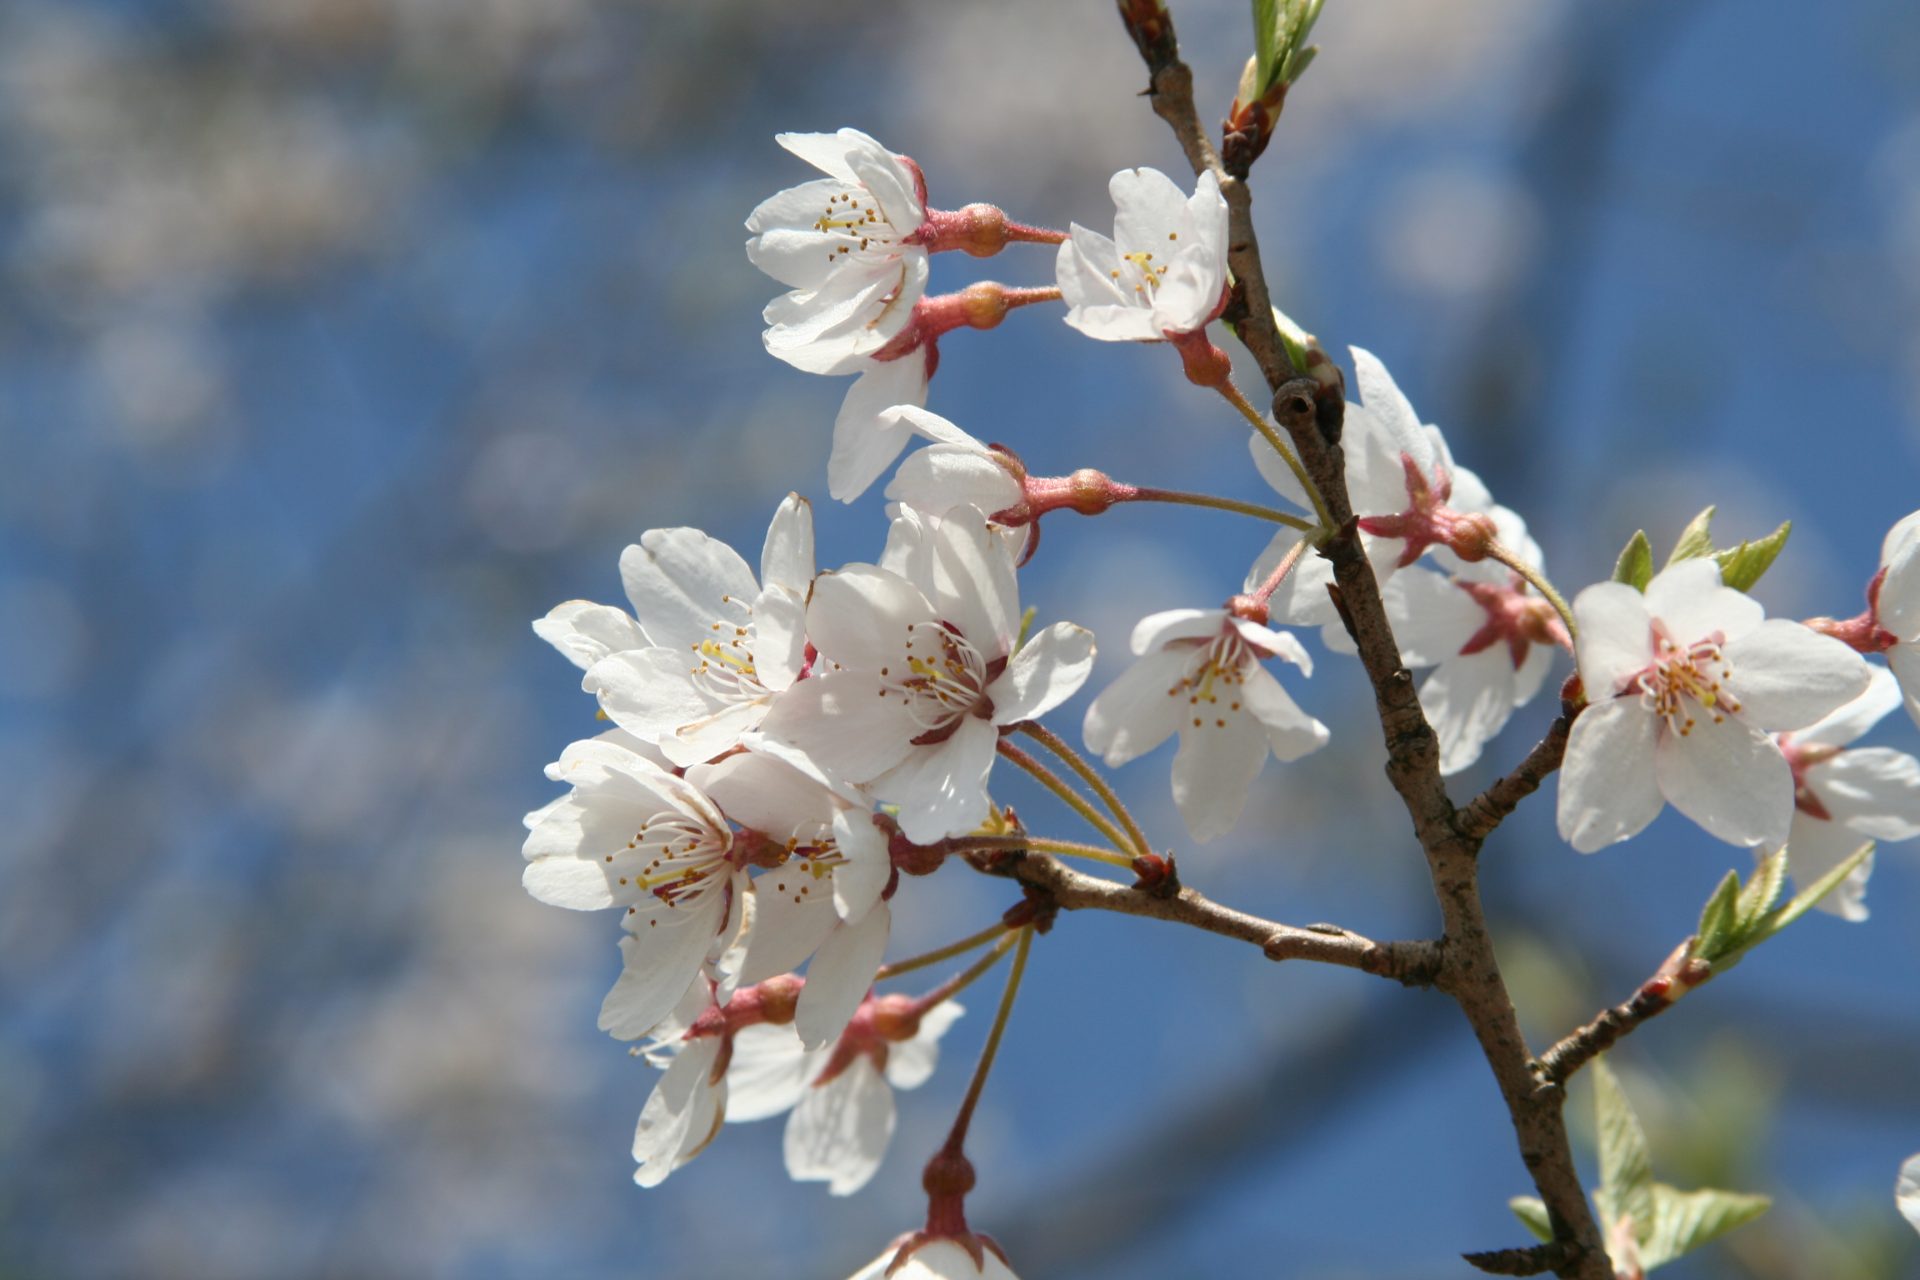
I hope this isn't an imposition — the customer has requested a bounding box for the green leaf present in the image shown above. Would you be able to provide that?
[1641,1185,1770,1269]
[1715,520,1791,592]
[1593,1059,1656,1246]
[1508,1196,1553,1244]
[1742,840,1875,953]
[1251,0,1282,90]
[1665,506,1718,567]
[1612,530,1654,591]
[1691,870,1742,963]
[1732,848,1789,935]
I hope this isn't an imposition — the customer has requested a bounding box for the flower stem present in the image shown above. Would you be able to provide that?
[1121,486,1316,530]
[1486,540,1578,640]
[995,739,1134,855]
[939,832,1138,870]
[1247,533,1311,609]
[1013,721,1151,856]
[876,921,1012,982]
[913,927,1022,1014]
[1216,379,1336,532]
[941,926,1033,1155]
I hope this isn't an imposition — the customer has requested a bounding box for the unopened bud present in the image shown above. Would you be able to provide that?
[870,993,923,1043]
[755,974,804,1025]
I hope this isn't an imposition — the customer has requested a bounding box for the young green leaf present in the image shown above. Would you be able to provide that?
[1740,840,1876,954]
[1640,1185,1771,1269]
[1508,1196,1553,1244]
[1691,869,1742,963]
[1665,506,1718,566]
[1613,529,1654,591]
[1593,1059,1656,1248]
[1732,848,1789,935]
[1252,0,1282,91]
[1714,520,1791,592]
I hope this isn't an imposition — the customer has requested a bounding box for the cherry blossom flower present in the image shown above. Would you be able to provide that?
[827,347,940,500]
[630,982,730,1187]
[747,129,929,374]
[1769,666,1920,920]
[1245,347,1466,632]
[1083,608,1329,841]
[882,409,1022,522]
[1055,167,1227,342]
[1899,1153,1920,1235]
[578,495,813,768]
[762,505,1095,842]
[1875,509,1920,728]
[1374,509,1565,775]
[1557,559,1872,853]
[847,1240,1021,1280]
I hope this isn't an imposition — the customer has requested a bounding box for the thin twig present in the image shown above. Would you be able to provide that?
[1457,714,1574,842]
[1012,721,1151,857]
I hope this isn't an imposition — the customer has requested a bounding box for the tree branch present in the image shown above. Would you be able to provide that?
[1534,941,1709,1088]
[1458,712,1574,841]
[1120,11,1610,1272]
[992,851,1442,987]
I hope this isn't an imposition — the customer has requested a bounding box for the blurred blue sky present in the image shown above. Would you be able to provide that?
[3,1,1919,1277]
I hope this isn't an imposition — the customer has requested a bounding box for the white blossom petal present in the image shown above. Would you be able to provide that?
[533,600,647,671]
[759,672,919,788]
[1721,620,1871,732]
[1082,649,1190,766]
[1777,814,1875,922]
[1572,582,1653,696]
[1655,717,1793,848]
[1897,1153,1920,1235]
[829,354,933,502]
[737,877,839,986]
[1644,558,1762,645]
[876,715,999,843]
[600,914,722,1041]
[992,622,1096,725]
[1239,664,1330,762]
[884,1001,964,1091]
[726,1023,824,1123]
[1791,664,1901,748]
[796,902,891,1050]
[620,528,761,653]
[807,565,940,669]
[784,1058,895,1196]
[1422,650,1516,777]
[1558,699,1664,852]
[1814,748,1920,840]
[1879,541,1920,640]
[632,1036,724,1188]
[1172,710,1269,842]
[1888,642,1920,731]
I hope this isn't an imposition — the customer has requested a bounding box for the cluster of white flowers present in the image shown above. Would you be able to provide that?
[524,119,1920,1272]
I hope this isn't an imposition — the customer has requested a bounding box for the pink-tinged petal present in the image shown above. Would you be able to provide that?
[1722,620,1871,732]
[736,875,838,985]
[1131,608,1222,655]
[760,494,815,593]
[992,622,1096,725]
[830,810,892,923]
[784,1058,895,1196]
[1655,717,1793,848]
[876,716,999,843]
[631,1036,724,1188]
[584,647,714,744]
[620,527,760,653]
[886,443,1022,517]
[1879,542,1920,641]
[923,507,1019,658]
[599,917,718,1041]
[1777,815,1874,922]
[1888,643,1920,731]
[1814,748,1920,840]
[883,1001,964,1091]
[1172,710,1269,842]
[1082,649,1191,767]
[1421,650,1516,777]
[1055,224,1129,312]
[1880,510,1920,568]
[806,565,938,668]
[796,902,892,1050]
[1109,167,1192,254]
[1557,699,1664,852]
[829,356,930,502]
[533,601,646,671]
[758,672,918,786]
[1379,568,1486,668]
[726,1023,823,1123]
[1644,558,1763,645]
[1791,665,1901,748]
[693,750,841,838]
[1239,665,1330,762]
[1572,581,1653,696]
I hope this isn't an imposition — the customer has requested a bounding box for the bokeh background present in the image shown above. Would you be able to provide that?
[4,1,1919,1277]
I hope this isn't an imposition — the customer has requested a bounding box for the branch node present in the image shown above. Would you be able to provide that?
[1462,1240,1583,1276]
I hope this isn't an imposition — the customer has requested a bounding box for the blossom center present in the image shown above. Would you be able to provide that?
[812,188,899,264]
[1634,622,1741,736]
[1111,250,1168,300]
[1167,630,1252,732]
[1456,575,1569,669]
[613,813,732,922]
[879,621,998,743]
[688,594,771,703]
